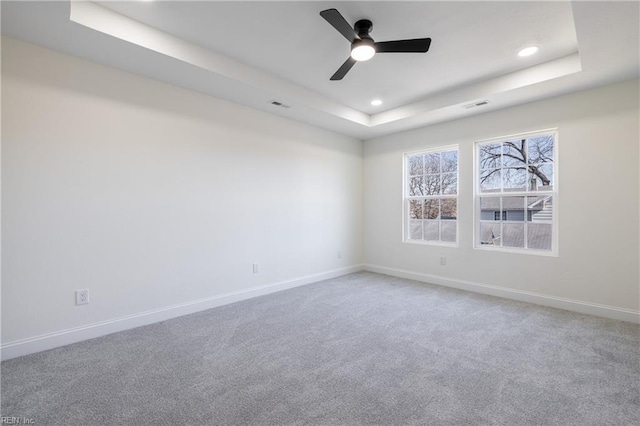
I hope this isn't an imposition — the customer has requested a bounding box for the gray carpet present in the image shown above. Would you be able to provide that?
[2,272,639,425]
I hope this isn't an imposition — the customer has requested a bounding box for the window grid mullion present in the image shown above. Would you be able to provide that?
[523,195,529,249]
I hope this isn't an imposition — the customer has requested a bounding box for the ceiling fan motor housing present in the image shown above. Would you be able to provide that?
[352,38,375,51]
[351,19,375,60]
[354,19,373,38]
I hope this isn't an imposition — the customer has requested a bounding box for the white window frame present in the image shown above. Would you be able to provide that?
[403,145,459,246]
[473,129,558,256]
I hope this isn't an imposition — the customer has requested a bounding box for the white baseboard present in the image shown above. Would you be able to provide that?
[4,263,636,360]
[363,264,640,324]
[1,265,364,361]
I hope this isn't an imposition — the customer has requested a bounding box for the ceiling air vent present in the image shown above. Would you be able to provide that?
[462,100,490,110]
[269,100,291,109]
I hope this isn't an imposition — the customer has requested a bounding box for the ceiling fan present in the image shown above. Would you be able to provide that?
[320,8,432,81]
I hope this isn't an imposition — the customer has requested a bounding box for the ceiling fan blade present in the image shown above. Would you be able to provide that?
[320,9,358,43]
[375,38,432,53]
[330,57,357,80]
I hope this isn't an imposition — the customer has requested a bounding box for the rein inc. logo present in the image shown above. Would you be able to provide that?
[1,418,35,425]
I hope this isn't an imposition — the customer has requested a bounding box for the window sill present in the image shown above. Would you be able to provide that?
[403,239,458,248]
[474,244,558,257]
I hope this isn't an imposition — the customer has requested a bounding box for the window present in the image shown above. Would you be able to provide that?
[475,131,557,254]
[404,146,458,244]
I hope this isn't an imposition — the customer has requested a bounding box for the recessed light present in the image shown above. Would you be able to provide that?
[371,99,383,106]
[518,46,539,57]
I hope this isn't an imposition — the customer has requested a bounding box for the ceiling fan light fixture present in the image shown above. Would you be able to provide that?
[518,46,539,57]
[351,39,376,61]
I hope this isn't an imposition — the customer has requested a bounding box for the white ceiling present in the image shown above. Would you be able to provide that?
[2,1,638,140]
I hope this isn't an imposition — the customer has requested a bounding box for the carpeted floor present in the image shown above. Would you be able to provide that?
[2,272,639,425]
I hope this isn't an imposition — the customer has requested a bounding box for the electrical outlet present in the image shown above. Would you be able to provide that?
[252,263,259,274]
[440,256,447,266]
[75,289,89,305]
[337,250,343,259]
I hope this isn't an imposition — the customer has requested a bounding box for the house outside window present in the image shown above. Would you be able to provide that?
[475,130,557,254]
[404,146,458,245]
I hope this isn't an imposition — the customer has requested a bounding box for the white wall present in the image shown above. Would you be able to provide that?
[1,37,363,350]
[364,79,639,316]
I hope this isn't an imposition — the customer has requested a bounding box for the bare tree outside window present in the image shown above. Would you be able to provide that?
[476,132,556,253]
[479,135,554,192]
[406,148,458,244]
